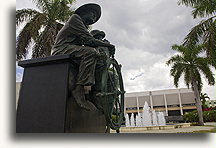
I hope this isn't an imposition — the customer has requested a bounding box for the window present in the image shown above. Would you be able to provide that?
[126,107,137,110]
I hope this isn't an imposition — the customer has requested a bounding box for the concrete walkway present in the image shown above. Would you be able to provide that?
[111,122,216,133]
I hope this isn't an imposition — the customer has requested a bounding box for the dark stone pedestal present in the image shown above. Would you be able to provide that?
[16,54,106,133]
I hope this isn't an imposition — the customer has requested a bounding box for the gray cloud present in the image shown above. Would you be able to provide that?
[16,0,216,99]
[86,0,202,55]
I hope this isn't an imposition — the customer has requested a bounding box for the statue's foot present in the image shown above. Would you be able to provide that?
[72,85,90,111]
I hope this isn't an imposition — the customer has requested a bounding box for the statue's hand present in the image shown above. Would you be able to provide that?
[96,47,107,62]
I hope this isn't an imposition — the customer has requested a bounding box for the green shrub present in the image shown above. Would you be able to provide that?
[203,110,216,122]
[183,110,198,122]
[183,110,216,122]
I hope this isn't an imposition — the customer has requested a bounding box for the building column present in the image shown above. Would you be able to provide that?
[164,94,168,116]
[149,91,153,111]
[178,90,183,115]
[136,96,139,114]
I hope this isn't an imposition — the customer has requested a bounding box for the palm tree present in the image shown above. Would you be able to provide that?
[200,92,210,108]
[178,0,216,67]
[166,44,215,125]
[16,0,75,60]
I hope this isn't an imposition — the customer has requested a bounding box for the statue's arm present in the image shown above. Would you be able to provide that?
[68,14,115,48]
[84,38,115,48]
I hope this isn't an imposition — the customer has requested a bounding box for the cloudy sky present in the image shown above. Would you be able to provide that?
[16,0,216,99]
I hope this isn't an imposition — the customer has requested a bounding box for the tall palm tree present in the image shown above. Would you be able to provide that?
[178,0,216,67]
[16,0,75,60]
[166,44,215,125]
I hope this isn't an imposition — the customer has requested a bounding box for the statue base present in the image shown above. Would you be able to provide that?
[16,54,106,133]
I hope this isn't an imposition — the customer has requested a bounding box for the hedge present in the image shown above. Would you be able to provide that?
[183,110,216,123]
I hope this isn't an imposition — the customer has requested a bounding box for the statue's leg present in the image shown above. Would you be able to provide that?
[72,85,90,110]
[70,46,99,110]
[88,47,109,111]
[75,47,99,85]
[90,62,106,112]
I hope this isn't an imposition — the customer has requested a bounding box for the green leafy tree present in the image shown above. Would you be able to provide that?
[16,0,76,60]
[178,0,216,67]
[166,44,215,125]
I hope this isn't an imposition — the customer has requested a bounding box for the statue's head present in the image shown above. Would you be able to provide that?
[90,30,105,40]
[75,3,101,25]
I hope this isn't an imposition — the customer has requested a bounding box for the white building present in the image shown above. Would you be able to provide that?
[125,88,196,117]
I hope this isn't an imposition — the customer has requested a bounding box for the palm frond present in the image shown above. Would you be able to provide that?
[31,0,74,26]
[166,54,184,66]
[16,0,76,60]
[178,0,201,7]
[184,66,192,88]
[56,2,74,22]
[183,16,215,46]
[16,9,39,26]
[32,24,57,58]
[203,20,216,67]
[187,44,203,59]
[200,93,210,100]
[196,57,215,86]
[193,68,203,92]
[169,63,185,87]
[173,69,183,88]
[32,0,75,16]
[171,44,187,53]
[16,24,32,60]
[16,13,47,60]
[32,0,50,12]
[192,0,216,18]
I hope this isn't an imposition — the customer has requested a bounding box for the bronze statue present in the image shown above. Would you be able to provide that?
[52,3,125,132]
[51,4,115,110]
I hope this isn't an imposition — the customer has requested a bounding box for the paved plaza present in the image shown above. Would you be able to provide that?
[111,122,216,133]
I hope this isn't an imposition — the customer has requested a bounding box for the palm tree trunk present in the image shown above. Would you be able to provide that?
[192,79,204,126]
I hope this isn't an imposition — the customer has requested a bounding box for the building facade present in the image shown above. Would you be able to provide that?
[125,88,197,117]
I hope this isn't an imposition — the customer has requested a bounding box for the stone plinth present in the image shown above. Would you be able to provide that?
[16,54,106,133]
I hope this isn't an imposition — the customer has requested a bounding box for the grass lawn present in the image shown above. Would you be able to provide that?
[192,127,216,133]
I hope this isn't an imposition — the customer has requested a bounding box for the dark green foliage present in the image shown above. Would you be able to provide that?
[166,44,215,92]
[178,0,216,67]
[203,110,216,122]
[184,110,198,122]
[200,92,210,108]
[184,110,216,122]
[16,0,76,60]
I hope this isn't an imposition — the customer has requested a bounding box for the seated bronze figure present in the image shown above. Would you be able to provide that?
[52,3,125,132]
[51,3,115,111]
